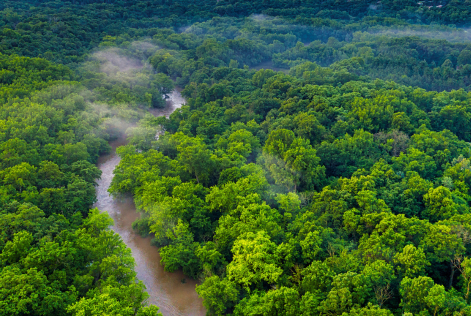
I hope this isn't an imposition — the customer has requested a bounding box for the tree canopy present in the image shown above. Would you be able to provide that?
[3,0,471,315]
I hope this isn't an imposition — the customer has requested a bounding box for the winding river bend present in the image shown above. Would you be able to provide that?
[94,89,206,316]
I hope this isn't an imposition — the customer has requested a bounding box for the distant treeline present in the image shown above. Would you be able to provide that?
[1,2,471,92]
[0,0,470,65]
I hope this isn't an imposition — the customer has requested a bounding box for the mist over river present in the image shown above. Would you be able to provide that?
[94,89,206,316]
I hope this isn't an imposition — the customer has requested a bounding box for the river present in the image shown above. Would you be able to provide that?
[94,89,206,316]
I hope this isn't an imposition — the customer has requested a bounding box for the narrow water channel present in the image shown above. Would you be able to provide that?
[94,89,206,316]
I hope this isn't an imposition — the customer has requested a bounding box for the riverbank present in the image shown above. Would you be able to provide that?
[94,90,206,316]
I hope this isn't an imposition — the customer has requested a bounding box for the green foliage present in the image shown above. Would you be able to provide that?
[109,20,471,313]
[227,230,283,290]
[4,1,471,315]
[0,208,160,316]
[160,220,201,278]
[0,45,161,314]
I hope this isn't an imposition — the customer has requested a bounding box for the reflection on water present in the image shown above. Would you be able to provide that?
[94,88,206,316]
[149,88,187,118]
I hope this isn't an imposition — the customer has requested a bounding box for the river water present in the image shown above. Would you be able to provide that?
[94,89,206,316]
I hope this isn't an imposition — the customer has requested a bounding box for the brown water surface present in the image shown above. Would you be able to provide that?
[94,89,206,316]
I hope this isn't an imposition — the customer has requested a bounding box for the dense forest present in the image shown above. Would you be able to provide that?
[3,0,471,315]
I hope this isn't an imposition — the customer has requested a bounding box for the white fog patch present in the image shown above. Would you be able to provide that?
[92,48,144,75]
[129,40,161,56]
[362,27,471,43]
[250,14,273,22]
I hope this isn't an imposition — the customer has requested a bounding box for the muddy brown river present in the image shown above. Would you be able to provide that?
[94,89,206,316]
